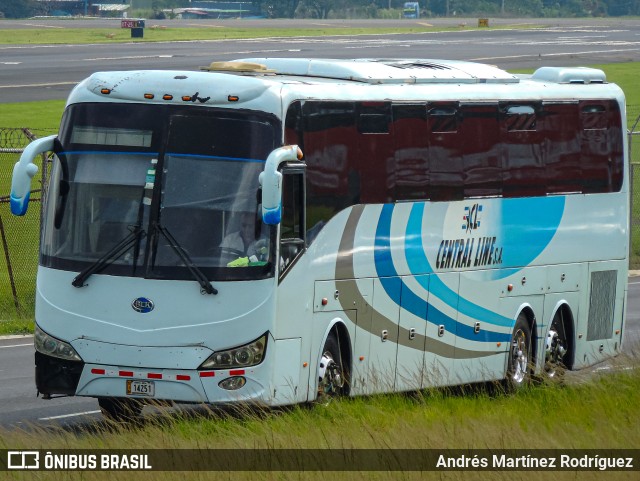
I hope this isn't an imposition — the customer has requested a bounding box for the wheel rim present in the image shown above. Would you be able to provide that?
[544,328,566,378]
[511,329,528,384]
[318,351,344,399]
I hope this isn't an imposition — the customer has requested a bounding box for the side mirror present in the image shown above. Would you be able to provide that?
[259,145,303,225]
[10,135,56,216]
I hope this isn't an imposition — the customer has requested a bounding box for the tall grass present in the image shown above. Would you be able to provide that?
[1,365,638,479]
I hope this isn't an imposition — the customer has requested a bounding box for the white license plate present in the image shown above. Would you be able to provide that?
[126,380,155,397]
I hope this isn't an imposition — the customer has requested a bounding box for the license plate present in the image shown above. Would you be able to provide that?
[126,380,155,397]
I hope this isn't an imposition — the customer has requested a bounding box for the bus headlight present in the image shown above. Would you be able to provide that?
[199,333,267,370]
[35,325,82,362]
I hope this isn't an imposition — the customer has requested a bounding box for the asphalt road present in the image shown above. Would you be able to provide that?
[1,18,640,103]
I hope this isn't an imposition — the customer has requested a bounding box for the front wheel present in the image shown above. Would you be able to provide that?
[505,314,532,390]
[317,333,347,404]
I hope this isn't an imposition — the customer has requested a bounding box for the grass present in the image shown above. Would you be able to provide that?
[0,24,539,45]
[0,317,33,335]
[0,366,638,478]
[0,100,65,130]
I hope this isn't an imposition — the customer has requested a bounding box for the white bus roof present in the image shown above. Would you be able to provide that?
[225,58,521,85]
[69,58,615,109]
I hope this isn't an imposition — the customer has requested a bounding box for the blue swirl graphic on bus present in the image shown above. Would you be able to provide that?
[374,204,510,342]
[373,197,565,340]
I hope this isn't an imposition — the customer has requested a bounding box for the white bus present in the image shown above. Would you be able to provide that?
[11,59,628,419]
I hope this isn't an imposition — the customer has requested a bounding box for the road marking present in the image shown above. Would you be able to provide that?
[470,47,640,62]
[83,54,174,61]
[1,62,21,65]
[39,410,101,421]
[0,343,32,349]
[0,81,78,89]
[21,23,66,29]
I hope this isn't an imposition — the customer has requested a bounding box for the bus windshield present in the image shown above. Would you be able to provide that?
[41,103,280,282]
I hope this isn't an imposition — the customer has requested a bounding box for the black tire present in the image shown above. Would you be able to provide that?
[317,333,347,403]
[505,313,532,391]
[98,397,144,422]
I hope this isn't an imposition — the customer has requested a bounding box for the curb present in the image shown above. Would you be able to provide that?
[0,334,33,341]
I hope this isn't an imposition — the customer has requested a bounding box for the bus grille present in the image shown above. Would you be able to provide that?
[587,270,617,341]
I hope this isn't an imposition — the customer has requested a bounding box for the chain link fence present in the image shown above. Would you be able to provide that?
[629,107,640,269]
[2,111,640,318]
[0,128,54,319]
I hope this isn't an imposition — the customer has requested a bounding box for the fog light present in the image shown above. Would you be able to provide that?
[218,376,246,391]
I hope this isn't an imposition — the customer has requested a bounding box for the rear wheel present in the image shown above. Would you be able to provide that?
[506,314,532,390]
[317,333,347,403]
[544,312,569,381]
[98,397,144,422]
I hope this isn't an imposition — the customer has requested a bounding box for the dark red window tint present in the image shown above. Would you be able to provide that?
[393,104,429,201]
[580,100,623,194]
[543,102,582,194]
[500,102,546,197]
[460,104,501,198]
[356,102,395,204]
[284,97,624,234]
[428,103,463,201]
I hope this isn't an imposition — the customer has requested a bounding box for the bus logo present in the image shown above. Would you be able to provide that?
[132,298,154,313]
[462,204,483,233]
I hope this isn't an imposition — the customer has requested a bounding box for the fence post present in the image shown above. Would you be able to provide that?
[0,210,21,316]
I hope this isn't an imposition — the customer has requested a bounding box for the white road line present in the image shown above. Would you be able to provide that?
[470,47,640,62]
[21,23,66,29]
[83,54,174,61]
[39,410,101,421]
[0,343,32,349]
[0,81,78,89]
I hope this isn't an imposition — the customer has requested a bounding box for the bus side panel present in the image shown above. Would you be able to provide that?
[395,274,429,392]
[573,260,626,368]
[270,338,302,406]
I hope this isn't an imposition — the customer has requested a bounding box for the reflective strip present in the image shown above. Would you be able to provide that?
[89,367,192,381]
[199,371,215,378]
[229,369,245,376]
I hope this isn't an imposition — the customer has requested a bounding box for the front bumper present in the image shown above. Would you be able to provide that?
[35,350,268,404]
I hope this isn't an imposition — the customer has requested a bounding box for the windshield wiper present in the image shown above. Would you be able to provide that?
[72,226,145,288]
[155,223,218,295]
